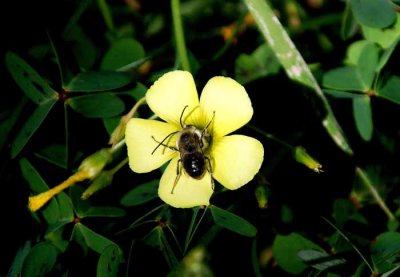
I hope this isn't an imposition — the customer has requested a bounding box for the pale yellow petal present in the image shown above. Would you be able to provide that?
[159,157,214,208]
[199,76,253,137]
[211,135,263,189]
[146,71,200,126]
[125,118,179,173]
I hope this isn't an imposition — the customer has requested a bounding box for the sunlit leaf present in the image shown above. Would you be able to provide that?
[353,95,373,141]
[72,223,117,254]
[350,0,396,28]
[65,71,132,92]
[210,205,257,237]
[67,93,125,118]
[21,242,58,277]
[11,99,57,158]
[323,89,359,99]
[5,52,58,104]
[101,38,145,70]
[377,76,400,105]
[273,233,324,275]
[97,244,124,277]
[345,40,372,66]
[371,232,400,274]
[120,179,159,207]
[362,14,400,49]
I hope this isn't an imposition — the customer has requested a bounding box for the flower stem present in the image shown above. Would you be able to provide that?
[355,167,395,221]
[171,0,190,72]
[247,124,293,149]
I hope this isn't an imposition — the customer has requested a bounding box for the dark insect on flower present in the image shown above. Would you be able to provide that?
[152,105,215,194]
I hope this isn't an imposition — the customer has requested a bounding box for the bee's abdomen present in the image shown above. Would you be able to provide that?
[183,152,205,179]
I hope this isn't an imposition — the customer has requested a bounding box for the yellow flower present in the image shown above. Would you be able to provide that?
[125,71,264,208]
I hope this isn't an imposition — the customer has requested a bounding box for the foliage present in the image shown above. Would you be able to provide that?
[2,0,400,276]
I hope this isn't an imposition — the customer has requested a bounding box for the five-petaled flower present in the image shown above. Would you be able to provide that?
[125,71,264,208]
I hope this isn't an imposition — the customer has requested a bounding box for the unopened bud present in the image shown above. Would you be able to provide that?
[81,171,113,200]
[294,146,323,173]
[79,148,112,179]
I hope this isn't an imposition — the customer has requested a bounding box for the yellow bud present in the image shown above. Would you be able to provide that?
[293,146,323,173]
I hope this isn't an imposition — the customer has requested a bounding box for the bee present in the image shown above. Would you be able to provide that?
[151,105,215,194]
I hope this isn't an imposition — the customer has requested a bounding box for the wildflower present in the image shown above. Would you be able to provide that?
[125,71,264,208]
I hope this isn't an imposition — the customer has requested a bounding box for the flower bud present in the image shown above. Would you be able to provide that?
[78,148,112,179]
[293,146,323,173]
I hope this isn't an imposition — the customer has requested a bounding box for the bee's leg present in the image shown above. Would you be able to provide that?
[205,156,214,190]
[151,133,179,154]
[171,159,182,194]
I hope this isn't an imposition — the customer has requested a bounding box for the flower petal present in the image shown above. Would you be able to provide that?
[125,118,179,173]
[200,76,253,137]
[211,135,264,190]
[146,71,200,126]
[159,157,214,208]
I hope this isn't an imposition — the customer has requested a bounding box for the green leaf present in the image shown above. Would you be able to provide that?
[72,223,116,254]
[97,244,124,277]
[357,43,379,89]
[362,14,400,49]
[120,179,159,206]
[377,37,400,73]
[63,25,97,70]
[63,0,93,36]
[235,43,280,84]
[341,1,358,40]
[5,52,58,104]
[81,171,114,199]
[34,144,68,169]
[57,192,74,221]
[101,38,145,70]
[377,76,400,104]
[324,89,359,99]
[297,249,346,271]
[143,227,179,269]
[67,93,125,118]
[353,95,373,141]
[21,242,58,277]
[65,71,132,92]
[0,98,27,151]
[7,241,31,277]
[244,0,353,155]
[210,205,257,237]
[345,40,372,66]
[371,232,400,274]
[350,0,396,28]
[323,67,366,91]
[333,198,368,227]
[11,99,57,158]
[273,233,324,275]
[20,158,60,225]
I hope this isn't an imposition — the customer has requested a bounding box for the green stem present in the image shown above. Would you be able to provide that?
[97,0,115,32]
[247,124,293,149]
[171,0,190,72]
[355,167,395,221]
[109,157,129,175]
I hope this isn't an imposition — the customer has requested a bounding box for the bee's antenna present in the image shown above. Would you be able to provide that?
[171,159,182,194]
[180,105,189,127]
[151,132,179,154]
[202,111,215,138]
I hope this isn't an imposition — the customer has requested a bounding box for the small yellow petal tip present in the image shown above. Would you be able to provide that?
[294,146,323,173]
